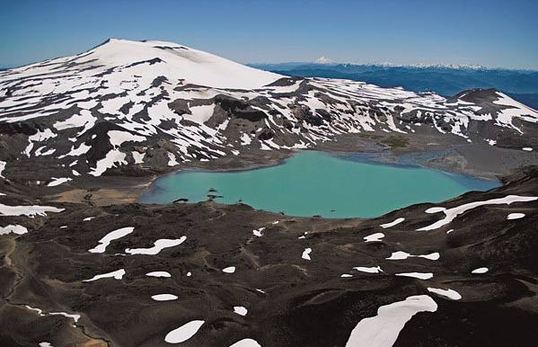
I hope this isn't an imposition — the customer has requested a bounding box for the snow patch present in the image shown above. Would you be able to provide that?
[152,294,178,301]
[380,217,405,229]
[240,133,252,145]
[395,272,434,280]
[26,305,80,327]
[302,247,312,260]
[233,306,248,316]
[108,130,146,147]
[165,320,205,344]
[417,195,538,231]
[229,338,262,347]
[0,161,6,178]
[184,104,215,124]
[88,227,135,253]
[59,143,91,159]
[146,271,172,278]
[345,295,437,347]
[353,266,383,274]
[132,151,145,164]
[0,203,64,217]
[507,213,525,220]
[167,152,179,166]
[53,110,95,131]
[47,177,72,187]
[363,232,384,242]
[252,227,265,237]
[89,149,127,176]
[125,236,187,255]
[83,269,125,282]
[427,287,462,300]
[222,266,236,274]
[386,251,440,261]
[0,224,29,235]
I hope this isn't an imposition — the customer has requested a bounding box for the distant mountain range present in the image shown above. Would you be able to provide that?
[251,63,538,109]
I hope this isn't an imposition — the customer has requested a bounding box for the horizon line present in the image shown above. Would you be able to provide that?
[1,37,537,72]
[3,59,537,73]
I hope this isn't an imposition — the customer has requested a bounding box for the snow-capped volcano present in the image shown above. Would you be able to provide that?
[6,39,282,90]
[0,39,537,183]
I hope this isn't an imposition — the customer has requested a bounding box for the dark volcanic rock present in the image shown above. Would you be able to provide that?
[0,167,537,346]
[214,95,268,122]
[258,129,274,141]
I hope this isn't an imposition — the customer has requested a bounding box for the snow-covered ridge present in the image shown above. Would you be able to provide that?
[0,39,537,182]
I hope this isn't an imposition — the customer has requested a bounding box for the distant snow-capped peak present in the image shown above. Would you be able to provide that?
[314,56,333,64]
[307,60,489,70]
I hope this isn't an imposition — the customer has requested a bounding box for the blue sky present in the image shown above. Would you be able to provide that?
[1,0,537,69]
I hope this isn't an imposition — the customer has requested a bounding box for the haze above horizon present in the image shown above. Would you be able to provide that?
[1,0,537,70]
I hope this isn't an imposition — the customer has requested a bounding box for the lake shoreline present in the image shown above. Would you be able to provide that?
[139,151,500,218]
[138,144,503,205]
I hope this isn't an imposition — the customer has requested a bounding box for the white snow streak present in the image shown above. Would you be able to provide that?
[152,294,178,301]
[233,306,248,316]
[386,251,440,261]
[302,247,312,260]
[89,149,127,176]
[345,295,437,347]
[427,287,462,300]
[417,195,538,231]
[395,272,434,280]
[0,224,29,235]
[0,161,6,178]
[125,236,187,255]
[380,217,405,229]
[88,227,135,253]
[0,203,64,217]
[363,232,385,242]
[146,271,172,278]
[252,227,265,237]
[47,177,72,187]
[507,213,525,220]
[83,269,125,282]
[229,338,262,347]
[165,320,205,344]
[222,266,236,274]
[353,266,383,274]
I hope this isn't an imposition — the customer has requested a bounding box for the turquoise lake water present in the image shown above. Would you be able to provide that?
[140,151,500,218]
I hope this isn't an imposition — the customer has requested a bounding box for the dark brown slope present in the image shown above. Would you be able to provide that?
[0,167,537,346]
